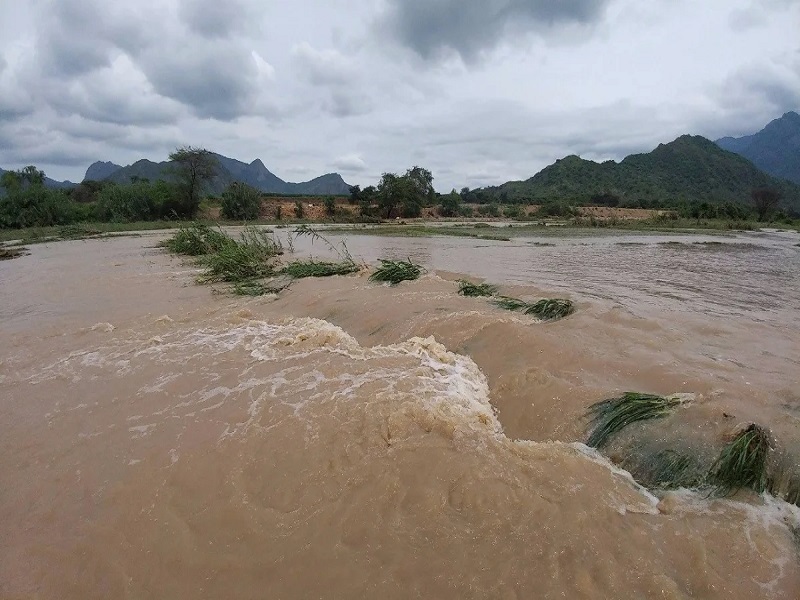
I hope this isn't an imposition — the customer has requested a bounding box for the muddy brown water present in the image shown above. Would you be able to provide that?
[1,229,799,599]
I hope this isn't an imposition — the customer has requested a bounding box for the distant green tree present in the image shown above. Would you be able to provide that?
[221,182,262,220]
[294,200,305,219]
[376,167,435,218]
[751,188,781,222]
[324,196,337,216]
[348,185,361,205]
[0,166,76,228]
[439,189,461,217]
[169,146,218,217]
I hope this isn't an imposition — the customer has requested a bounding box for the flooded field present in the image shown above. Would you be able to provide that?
[2,228,799,599]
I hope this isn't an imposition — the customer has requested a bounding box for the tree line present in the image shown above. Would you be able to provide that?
[1,150,791,229]
[0,147,271,229]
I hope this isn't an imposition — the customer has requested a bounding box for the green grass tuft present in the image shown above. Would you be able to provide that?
[708,424,770,497]
[457,280,498,297]
[369,259,423,284]
[280,260,359,279]
[586,392,684,448]
[523,298,575,320]
[162,224,233,256]
[198,226,282,283]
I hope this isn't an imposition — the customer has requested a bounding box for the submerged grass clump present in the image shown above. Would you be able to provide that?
[621,449,705,490]
[232,280,290,296]
[162,223,232,256]
[708,424,771,497]
[491,296,530,311]
[490,296,575,321]
[369,259,423,284]
[524,298,575,320]
[586,392,684,449]
[457,279,498,297]
[280,260,359,279]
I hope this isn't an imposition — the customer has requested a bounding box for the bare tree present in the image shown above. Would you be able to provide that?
[751,187,781,222]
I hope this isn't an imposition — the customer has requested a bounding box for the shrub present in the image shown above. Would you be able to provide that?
[476,203,501,217]
[221,182,262,220]
[323,196,337,217]
[95,181,178,222]
[0,186,74,228]
[294,200,305,219]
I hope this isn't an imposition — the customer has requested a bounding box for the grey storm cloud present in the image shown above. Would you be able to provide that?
[179,0,250,38]
[31,0,267,121]
[380,0,612,61]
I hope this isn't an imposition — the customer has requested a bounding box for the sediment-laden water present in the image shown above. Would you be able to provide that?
[1,229,799,598]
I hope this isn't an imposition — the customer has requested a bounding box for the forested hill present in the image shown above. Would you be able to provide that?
[716,111,800,184]
[482,135,800,211]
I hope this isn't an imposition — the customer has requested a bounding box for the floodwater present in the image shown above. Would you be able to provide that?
[1,228,799,599]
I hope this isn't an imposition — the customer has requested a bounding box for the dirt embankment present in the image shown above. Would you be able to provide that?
[204,199,663,222]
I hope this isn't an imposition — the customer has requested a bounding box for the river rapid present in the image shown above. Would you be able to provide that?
[1,228,799,599]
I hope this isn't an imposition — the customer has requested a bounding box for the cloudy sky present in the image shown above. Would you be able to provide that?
[1,0,798,190]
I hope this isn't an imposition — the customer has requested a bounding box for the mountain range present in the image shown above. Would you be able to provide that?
[716,111,800,185]
[89,153,352,196]
[2,155,351,196]
[481,134,800,211]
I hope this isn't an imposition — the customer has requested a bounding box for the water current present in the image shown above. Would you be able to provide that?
[1,228,799,598]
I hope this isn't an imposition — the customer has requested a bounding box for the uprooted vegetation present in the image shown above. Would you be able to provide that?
[280,260,360,278]
[586,392,686,449]
[369,259,424,284]
[585,392,800,505]
[454,279,575,322]
[491,295,575,321]
[457,280,498,297]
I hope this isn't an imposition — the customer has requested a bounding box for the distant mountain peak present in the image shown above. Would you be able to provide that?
[99,152,351,195]
[715,110,800,184]
[84,160,123,182]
